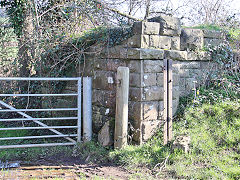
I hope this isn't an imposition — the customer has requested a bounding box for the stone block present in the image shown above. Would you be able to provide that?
[149,35,160,48]
[165,50,188,60]
[142,120,163,141]
[159,101,164,118]
[140,49,165,59]
[163,29,181,36]
[171,36,181,50]
[157,36,180,50]
[128,101,144,143]
[144,60,163,73]
[179,78,186,94]
[127,35,149,48]
[129,87,142,101]
[142,101,159,121]
[126,48,141,59]
[156,73,179,87]
[148,15,181,36]
[129,73,141,87]
[179,69,190,78]
[143,73,157,87]
[129,101,142,121]
[173,97,179,115]
[101,45,122,59]
[129,101,160,123]
[92,113,113,133]
[120,47,128,59]
[173,86,180,100]
[98,121,114,147]
[94,59,127,72]
[127,48,165,60]
[159,36,171,49]
[93,59,107,71]
[204,38,223,47]
[93,106,115,116]
[173,74,180,86]
[158,98,178,118]
[180,28,204,51]
[156,73,164,87]
[133,21,160,35]
[185,78,196,92]
[127,60,142,73]
[202,29,224,39]
[186,51,212,61]
[178,61,201,69]
[144,86,164,101]
[92,89,116,108]
[189,69,202,78]
[92,71,116,90]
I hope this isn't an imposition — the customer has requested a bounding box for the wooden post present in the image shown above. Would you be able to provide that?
[163,59,168,145]
[168,60,173,142]
[114,67,129,149]
[163,59,173,145]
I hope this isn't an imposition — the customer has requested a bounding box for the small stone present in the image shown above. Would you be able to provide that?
[173,135,191,153]
[98,121,114,147]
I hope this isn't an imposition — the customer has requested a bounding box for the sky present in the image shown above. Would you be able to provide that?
[124,0,240,26]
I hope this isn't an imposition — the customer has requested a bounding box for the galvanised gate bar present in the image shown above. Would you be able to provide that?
[0,77,92,149]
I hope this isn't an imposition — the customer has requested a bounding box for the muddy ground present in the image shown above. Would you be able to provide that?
[0,153,160,179]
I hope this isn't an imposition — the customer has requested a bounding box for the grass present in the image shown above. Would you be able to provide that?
[184,24,222,31]
[110,100,240,179]
[0,99,239,179]
[171,100,240,179]
[183,23,240,43]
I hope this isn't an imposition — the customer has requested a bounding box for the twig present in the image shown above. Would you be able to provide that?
[154,154,170,177]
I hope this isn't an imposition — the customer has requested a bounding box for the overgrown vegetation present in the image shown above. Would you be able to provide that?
[171,101,240,179]
[0,1,239,179]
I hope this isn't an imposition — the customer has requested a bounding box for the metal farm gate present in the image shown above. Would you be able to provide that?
[0,77,92,149]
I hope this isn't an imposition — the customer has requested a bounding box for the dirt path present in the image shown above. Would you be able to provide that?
[0,164,132,179]
[0,154,134,180]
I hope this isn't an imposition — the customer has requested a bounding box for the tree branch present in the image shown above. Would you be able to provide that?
[96,0,142,21]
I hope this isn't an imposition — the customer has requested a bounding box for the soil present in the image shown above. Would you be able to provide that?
[0,153,134,180]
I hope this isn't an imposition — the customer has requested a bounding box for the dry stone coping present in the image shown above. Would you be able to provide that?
[126,48,165,60]
[186,51,212,61]
[165,50,188,60]
[133,21,160,35]
[202,29,225,39]
[148,15,181,36]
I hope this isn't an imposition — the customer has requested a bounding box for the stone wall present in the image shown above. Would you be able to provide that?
[63,15,223,144]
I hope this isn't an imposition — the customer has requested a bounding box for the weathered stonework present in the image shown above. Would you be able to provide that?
[180,28,225,51]
[61,15,221,144]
